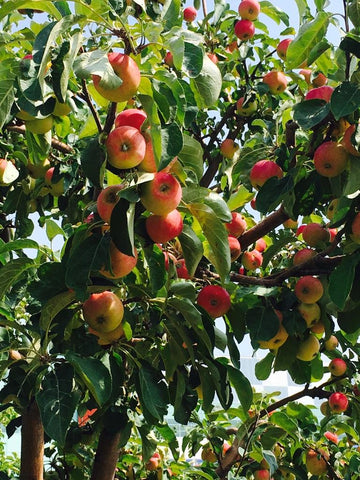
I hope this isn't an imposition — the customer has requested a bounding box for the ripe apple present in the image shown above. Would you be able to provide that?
[197,285,231,318]
[305,448,329,475]
[312,72,327,87]
[242,250,263,270]
[44,167,65,197]
[305,85,333,102]
[342,123,360,157]
[97,184,124,223]
[82,291,124,333]
[225,212,247,237]
[222,441,231,456]
[92,52,140,103]
[25,116,53,134]
[276,38,292,60]
[263,71,287,94]
[300,68,312,85]
[236,96,258,117]
[220,139,239,159]
[0,159,19,186]
[294,276,323,303]
[146,209,183,243]
[328,392,348,413]
[293,248,316,266]
[253,470,270,480]
[296,334,320,361]
[140,172,182,215]
[298,302,321,327]
[329,358,347,376]
[114,108,147,131]
[137,129,157,172]
[238,0,260,20]
[201,446,217,463]
[207,53,218,64]
[228,235,241,261]
[27,158,51,179]
[313,141,348,178]
[183,6,197,21]
[226,41,238,53]
[302,223,330,247]
[145,452,161,471]
[234,19,255,41]
[324,431,339,444]
[175,258,191,279]
[164,51,174,67]
[255,238,266,252]
[100,241,138,279]
[250,160,283,189]
[310,320,325,336]
[324,335,339,351]
[106,126,146,169]
[350,212,360,244]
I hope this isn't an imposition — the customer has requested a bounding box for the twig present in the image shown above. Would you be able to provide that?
[5,125,73,154]
[79,79,103,133]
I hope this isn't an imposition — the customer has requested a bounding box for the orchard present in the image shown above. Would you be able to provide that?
[1,0,360,479]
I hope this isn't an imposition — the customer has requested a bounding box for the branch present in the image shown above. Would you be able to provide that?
[79,79,103,133]
[5,124,73,154]
[102,101,117,136]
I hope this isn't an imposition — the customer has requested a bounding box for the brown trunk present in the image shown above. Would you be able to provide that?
[90,429,121,480]
[20,399,44,480]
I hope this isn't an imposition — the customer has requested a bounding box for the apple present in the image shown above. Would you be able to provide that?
[27,158,50,179]
[327,199,339,221]
[351,213,360,244]
[114,108,147,131]
[138,130,157,172]
[324,431,339,444]
[236,96,257,117]
[342,123,360,157]
[201,446,217,462]
[283,218,298,229]
[25,116,53,134]
[258,322,288,350]
[228,235,241,261]
[242,250,263,270]
[222,441,231,456]
[302,223,330,247]
[89,322,125,345]
[310,320,325,336]
[294,276,323,303]
[163,250,177,271]
[44,167,65,197]
[106,126,146,169]
[250,160,283,189]
[53,100,72,117]
[298,302,321,327]
[328,392,348,413]
[197,285,231,318]
[305,448,329,476]
[296,334,320,361]
[300,68,312,85]
[324,335,339,351]
[100,241,138,279]
[220,139,239,159]
[312,72,327,87]
[0,159,19,186]
[16,109,36,121]
[225,212,247,237]
[145,452,161,471]
[255,238,266,252]
[293,248,316,266]
[140,171,182,215]
[320,401,330,416]
[183,6,197,21]
[238,0,260,20]
[234,19,255,41]
[226,41,238,53]
[164,51,174,67]
[313,141,348,178]
[82,291,124,333]
[97,184,124,223]
[146,209,183,243]
[207,53,218,64]
[254,470,270,480]
[305,85,333,102]
[175,258,191,279]
[329,358,347,376]
[263,71,287,94]
[276,38,292,60]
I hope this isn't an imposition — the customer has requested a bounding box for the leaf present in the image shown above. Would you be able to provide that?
[227,185,254,210]
[36,364,80,445]
[158,123,184,171]
[0,1,62,20]
[161,0,182,31]
[183,42,204,78]
[330,81,360,120]
[0,258,35,300]
[328,253,360,310]
[143,245,166,293]
[270,411,298,435]
[0,239,38,255]
[178,134,204,180]
[178,224,204,278]
[338,303,360,333]
[80,137,106,187]
[260,1,289,26]
[293,99,330,130]
[246,307,280,344]
[136,362,169,422]
[74,49,122,88]
[66,353,112,406]
[227,365,253,411]
[45,219,65,242]
[156,424,179,460]
[256,176,294,214]
[191,56,222,108]
[255,352,274,380]
[340,35,360,58]
[110,199,135,257]
[0,58,18,129]
[39,289,76,330]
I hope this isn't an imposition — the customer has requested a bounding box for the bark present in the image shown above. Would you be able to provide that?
[20,399,44,480]
[90,428,122,480]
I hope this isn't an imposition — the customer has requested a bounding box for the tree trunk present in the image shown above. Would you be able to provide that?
[20,399,44,480]
[90,428,121,480]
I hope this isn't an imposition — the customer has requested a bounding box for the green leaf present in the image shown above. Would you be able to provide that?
[330,81,360,120]
[66,353,112,406]
[0,258,35,300]
[110,199,135,257]
[338,303,360,333]
[36,364,80,445]
[143,245,166,293]
[246,307,280,344]
[260,1,289,26]
[178,224,204,278]
[74,50,122,89]
[270,411,298,435]
[256,176,294,214]
[45,219,65,242]
[227,365,253,411]
[178,134,204,180]
[183,42,204,78]
[328,253,360,310]
[161,0,182,31]
[136,362,169,422]
[190,56,222,108]
[293,99,330,130]
[39,289,76,330]
[156,424,179,460]
[0,239,38,255]
[227,185,254,210]
[255,353,274,380]
[0,1,62,20]
[340,35,360,58]
[80,137,106,187]
[158,123,184,171]
[0,59,17,129]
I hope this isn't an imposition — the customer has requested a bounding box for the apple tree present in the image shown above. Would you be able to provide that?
[1,0,360,478]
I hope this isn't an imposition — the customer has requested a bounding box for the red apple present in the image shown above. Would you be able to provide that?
[140,172,182,215]
[242,249,263,270]
[250,160,283,189]
[234,19,255,41]
[324,431,339,444]
[197,285,231,318]
[82,291,124,333]
[236,96,257,117]
[293,248,316,266]
[138,130,157,172]
[226,41,238,53]
[228,235,241,261]
[146,209,183,243]
[175,258,191,279]
[207,53,218,64]
[145,452,161,471]
[100,241,138,279]
[92,52,141,103]
[220,139,239,159]
[238,0,260,20]
[328,392,348,413]
[313,141,348,178]
[302,223,330,247]
[254,470,270,480]
[324,335,339,351]
[164,51,174,67]
[300,68,312,85]
[183,6,197,22]
[329,358,347,377]
[294,276,323,303]
[225,212,247,237]
[312,72,327,87]
[351,212,360,244]
[276,38,292,60]
[342,123,360,157]
[305,448,329,475]
[114,109,147,131]
[255,238,266,252]
[263,71,287,94]
[305,85,333,102]
[44,167,64,197]
[106,126,146,169]
[97,184,124,223]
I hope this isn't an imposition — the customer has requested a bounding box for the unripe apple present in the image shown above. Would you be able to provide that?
[250,160,283,189]
[283,218,298,229]
[324,431,339,444]
[326,199,339,221]
[298,302,321,327]
[83,291,124,333]
[242,249,263,270]
[296,334,320,361]
[27,158,51,179]
[53,100,72,117]
[100,241,138,279]
[234,19,255,41]
[44,167,65,197]
[313,141,348,178]
[324,335,339,351]
[25,116,53,134]
[220,138,239,159]
[106,126,146,169]
[238,0,260,20]
[197,284,231,318]
[350,212,360,244]
[320,400,330,416]
[236,96,257,117]
[225,212,247,237]
[228,235,241,261]
[183,6,197,22]
[114,108,147,131]
[294,276,323,303]
[329,358,347,376]
[310,320,325,336]
[263,71,287,94]
[293,248,316,266]
[302,223,330,247]
[92,52,141,103]
[140,172,182,215]
[0,159,19,186]
[276,38,292,60]
[253,470,270,480]
[146,209,183,243]
[305,448,329,476]
[342,123,360,157]
[90,322,125,345]
[97,184,124,223]
[305,85,333,102]
[255,238,266,252]
[328,391,348,413]
[258,317,288,350]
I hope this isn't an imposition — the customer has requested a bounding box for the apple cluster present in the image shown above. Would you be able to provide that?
[234,0,260,41]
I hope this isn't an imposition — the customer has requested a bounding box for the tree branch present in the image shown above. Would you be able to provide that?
[5,124,73,154]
